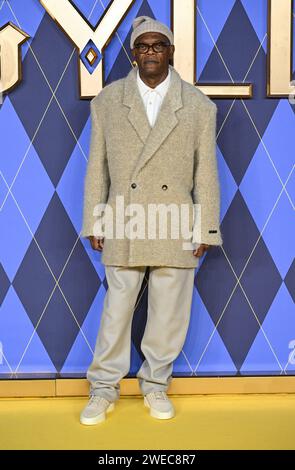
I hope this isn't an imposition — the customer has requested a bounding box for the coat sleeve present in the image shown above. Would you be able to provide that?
[191,103,223,246]
[81,97,110,238]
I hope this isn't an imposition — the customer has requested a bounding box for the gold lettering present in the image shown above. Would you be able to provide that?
[0,22,30,94]
[267,0,294,96]
[39,0,135,98]
[0,1,293,99]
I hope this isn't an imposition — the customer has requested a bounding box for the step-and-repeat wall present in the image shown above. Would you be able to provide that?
[1,0,294,376]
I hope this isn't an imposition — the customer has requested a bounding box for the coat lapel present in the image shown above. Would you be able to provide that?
[122,64,183,177]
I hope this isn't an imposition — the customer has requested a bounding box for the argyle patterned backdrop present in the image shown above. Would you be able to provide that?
[0,0,294,378]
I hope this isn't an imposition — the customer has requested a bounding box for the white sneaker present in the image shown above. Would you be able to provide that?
[144,391,175,420]
[80,395,115,425]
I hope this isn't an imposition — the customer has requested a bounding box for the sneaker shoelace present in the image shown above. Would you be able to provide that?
[152,391,167,401]
[89,395,108,405]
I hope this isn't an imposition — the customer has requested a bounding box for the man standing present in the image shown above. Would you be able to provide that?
[80,16,223,425]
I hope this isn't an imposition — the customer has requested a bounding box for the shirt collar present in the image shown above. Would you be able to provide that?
[137,68,171,98]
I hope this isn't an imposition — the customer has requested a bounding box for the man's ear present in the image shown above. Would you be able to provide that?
[169,45,175,59]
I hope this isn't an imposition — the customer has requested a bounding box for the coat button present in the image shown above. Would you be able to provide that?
[131,183,137,189]
[162,184,168,190]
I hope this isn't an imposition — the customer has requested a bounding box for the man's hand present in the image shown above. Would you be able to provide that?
[87,236,104,251]
[193,243,211,257]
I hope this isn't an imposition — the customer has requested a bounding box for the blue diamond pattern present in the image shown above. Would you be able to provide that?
[1,0,294,377]
[242,284,295,372]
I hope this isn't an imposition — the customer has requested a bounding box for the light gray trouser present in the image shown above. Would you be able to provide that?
[87,265,195,402]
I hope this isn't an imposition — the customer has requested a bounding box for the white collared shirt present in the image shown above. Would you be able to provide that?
[136,68,171,127]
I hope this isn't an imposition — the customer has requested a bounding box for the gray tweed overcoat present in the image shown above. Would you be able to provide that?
[81,64,223,268]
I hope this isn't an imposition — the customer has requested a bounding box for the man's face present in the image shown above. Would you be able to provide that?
[131,32,174,77]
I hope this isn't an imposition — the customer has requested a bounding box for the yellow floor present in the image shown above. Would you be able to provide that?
[0,394,294,450]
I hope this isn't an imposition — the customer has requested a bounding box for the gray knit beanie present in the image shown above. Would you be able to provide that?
[130,15,174,50]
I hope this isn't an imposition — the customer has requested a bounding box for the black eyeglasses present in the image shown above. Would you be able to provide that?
[133,41,171,54]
